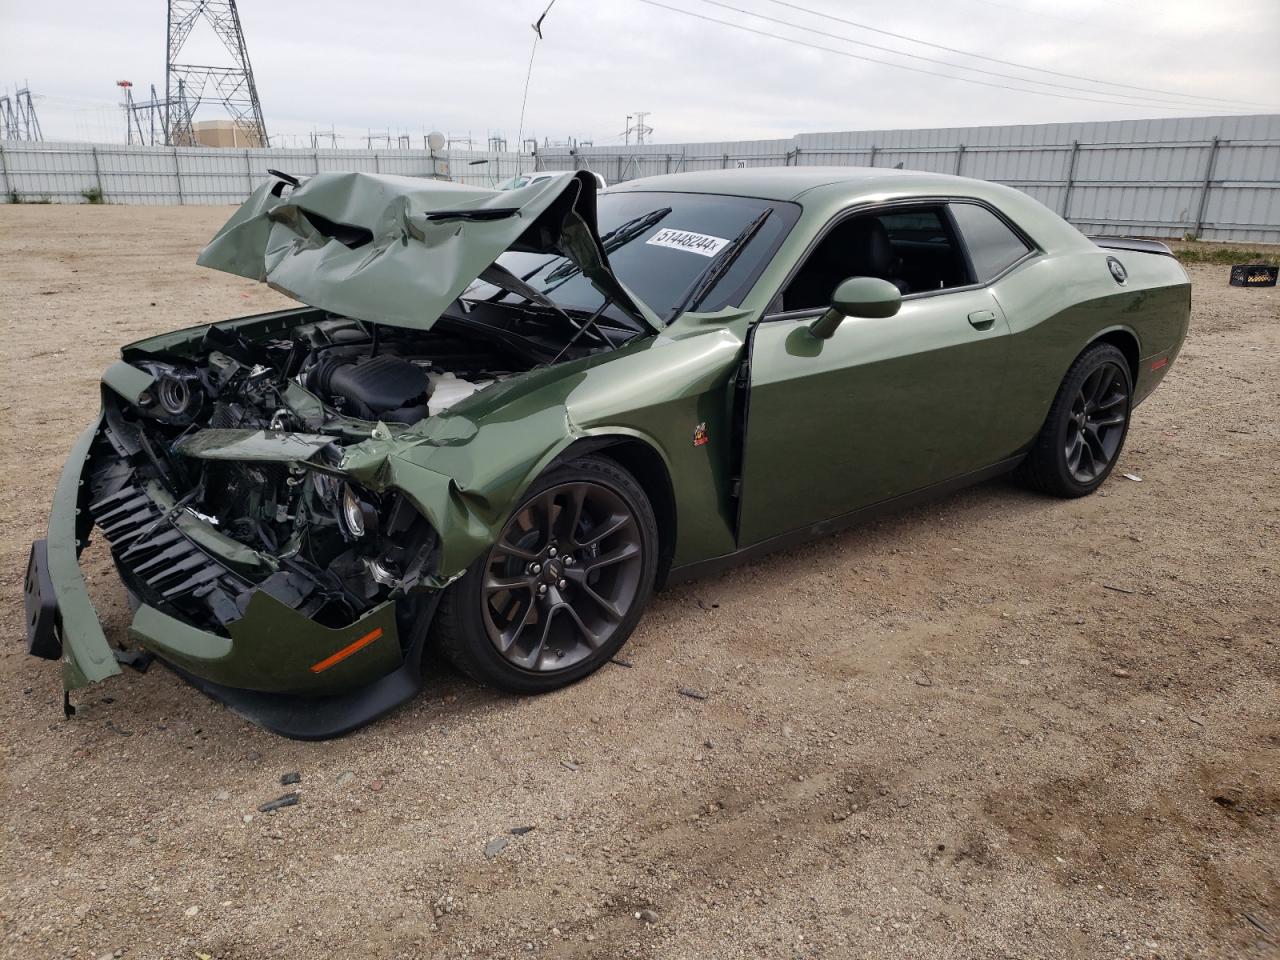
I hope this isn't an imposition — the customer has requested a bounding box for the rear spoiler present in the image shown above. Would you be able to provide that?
[1088,236,1175,258]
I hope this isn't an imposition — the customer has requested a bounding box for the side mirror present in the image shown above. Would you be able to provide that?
[808,277,902,340]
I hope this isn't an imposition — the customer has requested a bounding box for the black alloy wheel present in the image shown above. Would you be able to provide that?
[1064,360,1129,485]
[434,455,658,692]
[1017,342,1133,498]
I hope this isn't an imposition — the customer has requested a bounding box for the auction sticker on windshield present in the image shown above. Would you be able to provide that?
[645,228,729,257]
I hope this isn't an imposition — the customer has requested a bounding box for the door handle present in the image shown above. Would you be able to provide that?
[968,309,997,331]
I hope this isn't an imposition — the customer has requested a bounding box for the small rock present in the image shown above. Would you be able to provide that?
[560,760,580,772]
[214,790,230,802]
[510,825,536,836]
[369,778,385,792]
[609,657,634,668]
[280,772,301,786]
[242,814,253,824]
[1111,668,1131,678]
[244,750,262,761]
[896,797,910,808]
[913,672,933,687]
[637,909,659,924]
[184,906,199,918]
[678,687,708,701]
[1188,714,1206,727]
[336,771,354,785]
[484,837,510,859]
[257,793,299,813]
[1016,658,1031,667]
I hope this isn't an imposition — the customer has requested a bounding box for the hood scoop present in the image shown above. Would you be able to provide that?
[196,170,658,333]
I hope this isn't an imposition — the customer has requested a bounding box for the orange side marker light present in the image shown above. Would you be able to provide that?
[1151,357,1169,371]
[309,627,384,674]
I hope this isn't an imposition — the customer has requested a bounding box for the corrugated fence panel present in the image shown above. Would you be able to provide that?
[3,114,1277,241]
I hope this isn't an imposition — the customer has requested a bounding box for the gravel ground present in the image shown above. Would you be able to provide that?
[1,205,1277,960]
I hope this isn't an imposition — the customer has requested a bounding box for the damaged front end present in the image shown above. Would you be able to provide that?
[26,169,654,737]
[91,353,441,643]
[24,319,450,737]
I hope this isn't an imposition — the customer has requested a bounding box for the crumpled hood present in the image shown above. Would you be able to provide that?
[197,169,660,332]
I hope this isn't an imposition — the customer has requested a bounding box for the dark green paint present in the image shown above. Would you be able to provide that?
[173,428,334,462]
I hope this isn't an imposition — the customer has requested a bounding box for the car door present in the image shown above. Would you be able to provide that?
[737,204,1015,547]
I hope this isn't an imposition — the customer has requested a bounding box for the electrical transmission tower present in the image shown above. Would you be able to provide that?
[165,0,268,147]
[623,111,652,146]
[0,85,44,141]
[632,111,651,145]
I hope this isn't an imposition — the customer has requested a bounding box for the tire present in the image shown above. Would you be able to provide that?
[1016,342,1133,498]
[433,454,659,693]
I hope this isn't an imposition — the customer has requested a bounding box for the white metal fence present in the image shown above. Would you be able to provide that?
[4,113,1278,243]
[0,142,529,205]
[540,114,1280,244]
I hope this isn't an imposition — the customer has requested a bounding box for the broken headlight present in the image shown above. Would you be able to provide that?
[135,361,205,424]
[340,482,376,539]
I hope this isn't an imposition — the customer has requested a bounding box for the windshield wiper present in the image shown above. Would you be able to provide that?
[665,208,772,324]
[543,206,672,284]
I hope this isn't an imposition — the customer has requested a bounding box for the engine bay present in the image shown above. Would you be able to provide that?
[85,310,579,634]
[133,314,529,432]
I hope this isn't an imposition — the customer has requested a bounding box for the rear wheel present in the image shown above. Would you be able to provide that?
[434,454,658,692]
[1016,342,1132,498]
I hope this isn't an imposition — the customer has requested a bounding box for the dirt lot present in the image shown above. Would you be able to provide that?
[0,205,1276,960]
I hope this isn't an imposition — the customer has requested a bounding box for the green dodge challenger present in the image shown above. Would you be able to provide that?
[24,167,1190,737]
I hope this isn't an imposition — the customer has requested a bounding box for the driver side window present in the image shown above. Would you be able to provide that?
[779,205,970,313]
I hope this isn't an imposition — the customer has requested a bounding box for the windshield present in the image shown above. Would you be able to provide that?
[466,190,799,321]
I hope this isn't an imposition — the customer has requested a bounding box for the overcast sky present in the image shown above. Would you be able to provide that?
[2,0,1277,147]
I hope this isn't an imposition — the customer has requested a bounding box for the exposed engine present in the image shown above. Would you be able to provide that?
[88,312,531,635]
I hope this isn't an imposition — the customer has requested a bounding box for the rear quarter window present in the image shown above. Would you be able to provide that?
[950,202,1033,283]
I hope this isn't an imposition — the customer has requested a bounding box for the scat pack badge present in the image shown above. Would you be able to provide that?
[692,422,709,447]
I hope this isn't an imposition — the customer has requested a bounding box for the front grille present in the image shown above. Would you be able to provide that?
[91,480,248,629]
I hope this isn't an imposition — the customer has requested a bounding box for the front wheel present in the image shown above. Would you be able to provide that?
[1016,342,1133,498]
[434,454,658,693]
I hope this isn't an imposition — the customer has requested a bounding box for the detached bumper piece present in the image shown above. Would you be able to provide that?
[166,592,440,741]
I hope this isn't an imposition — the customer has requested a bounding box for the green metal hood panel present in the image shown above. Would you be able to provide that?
[173,428,335,463]
[196,169,658,332]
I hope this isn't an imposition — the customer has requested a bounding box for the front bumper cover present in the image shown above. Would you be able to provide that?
[24,415,435,739]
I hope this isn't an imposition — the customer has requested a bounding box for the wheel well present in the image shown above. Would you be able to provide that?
[556,436,677,588]
[1091,329,1140,385]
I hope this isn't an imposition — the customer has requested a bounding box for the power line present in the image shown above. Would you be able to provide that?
[632,0,1263,112]
[691,0,1225,111]
[755,0,1273,109]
